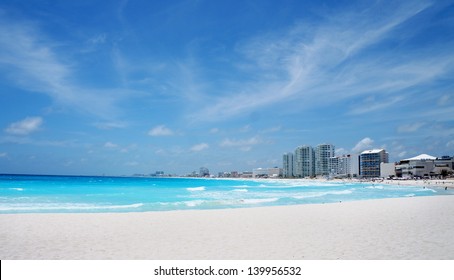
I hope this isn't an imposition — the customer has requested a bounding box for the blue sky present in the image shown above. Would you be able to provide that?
[0,0,453,176]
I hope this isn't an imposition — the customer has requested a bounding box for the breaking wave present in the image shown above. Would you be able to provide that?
[187,186,206,192]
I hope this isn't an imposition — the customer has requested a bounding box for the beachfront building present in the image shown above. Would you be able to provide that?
[380,162,396,178]
[283,152,294,178]
[329,154,360,178]
[345,154,360,178]
[360,149,389,178]
[252,167,282,178]
[328,157,339,176]
[294,145,315,178]
[395,154,436,179]
[395,154,454,179]
[434,156,454,175]
[315,144,335,176]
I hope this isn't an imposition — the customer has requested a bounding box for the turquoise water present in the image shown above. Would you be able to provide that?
[0,174,452,213]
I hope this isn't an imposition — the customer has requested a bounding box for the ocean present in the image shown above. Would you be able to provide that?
[0,174,451,213]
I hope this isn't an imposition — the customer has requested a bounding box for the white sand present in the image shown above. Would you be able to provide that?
[1,195,453,260]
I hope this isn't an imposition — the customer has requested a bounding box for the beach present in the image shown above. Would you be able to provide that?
[1,195,453,260]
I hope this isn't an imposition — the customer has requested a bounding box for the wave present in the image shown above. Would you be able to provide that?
[416,188,436,193]
[0,203,144,211]
[252,182,343,189]
[292,189,353,199]
[365,186,384,190]
[232,189,248,192]
[187,186,206,192]
[9,188,24,191]
[232,185,253,188]
[184,200,205,207]
[240,198,279,204]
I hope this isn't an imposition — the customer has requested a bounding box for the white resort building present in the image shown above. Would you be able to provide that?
[395,154,454,179]
[252,167,282,178]
[329,154,360,178]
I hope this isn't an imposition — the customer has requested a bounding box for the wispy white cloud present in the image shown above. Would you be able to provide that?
[104,142,119,149]
[447,140,454,148]
[397,122,425,133]
[187,1,452,122]
[352,137,374,153]
[0,17,131,119]
[260,126,282,134]
[0,135,77,147]
[190,143,209,152]
[148,125,174,136]
[438,94,451,106]
[335,148,348,156]
[93,121,128,130]
[220,137,261,151]
[88,33,107,45]
[5,117,43,135]
[398,151,407,158]
[0,152,7,157]
[348,96,405,115]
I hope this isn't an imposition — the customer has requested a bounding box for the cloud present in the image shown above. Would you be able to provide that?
[398,151,408,158]
[220,137,261,151]
[335,148,348,156]
[148,125,174,136]
[397,122,425,133]
[5,117,43,135]
[187,1,451,123]
[438,94,451,106]
[93,122,128,130]
[190,143,209,152]
[104,142,118,148]
[0,152,7,157]
[352,137,374,153]
[447,140,454,148]
[0,17,131,119]
[125,161,139,166]
[349,96,405,115]
[88,33,107,45]
[261,126,282,133]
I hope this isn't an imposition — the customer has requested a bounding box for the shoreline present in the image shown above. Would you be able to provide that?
[1,195,453,260]
[253,177,454,190]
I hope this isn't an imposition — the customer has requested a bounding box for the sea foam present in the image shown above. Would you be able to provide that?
[187,186,206,192]
[0,203,144,211]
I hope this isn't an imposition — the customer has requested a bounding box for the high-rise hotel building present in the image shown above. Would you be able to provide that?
[315,144,335,176]
[294,145,315,178]
[329,154,360,178]
[360,149,389,178]
[282,152,294,178]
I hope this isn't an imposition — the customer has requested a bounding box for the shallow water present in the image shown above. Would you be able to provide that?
[0,175,452,213]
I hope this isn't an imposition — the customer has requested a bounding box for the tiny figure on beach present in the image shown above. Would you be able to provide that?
[446,187,448,190]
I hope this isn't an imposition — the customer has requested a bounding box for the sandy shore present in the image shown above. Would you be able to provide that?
[1,195,453,260]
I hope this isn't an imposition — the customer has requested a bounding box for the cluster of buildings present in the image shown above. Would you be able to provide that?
[283,143,454,179]
[146,144,453,180]
[283,143,344,178]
